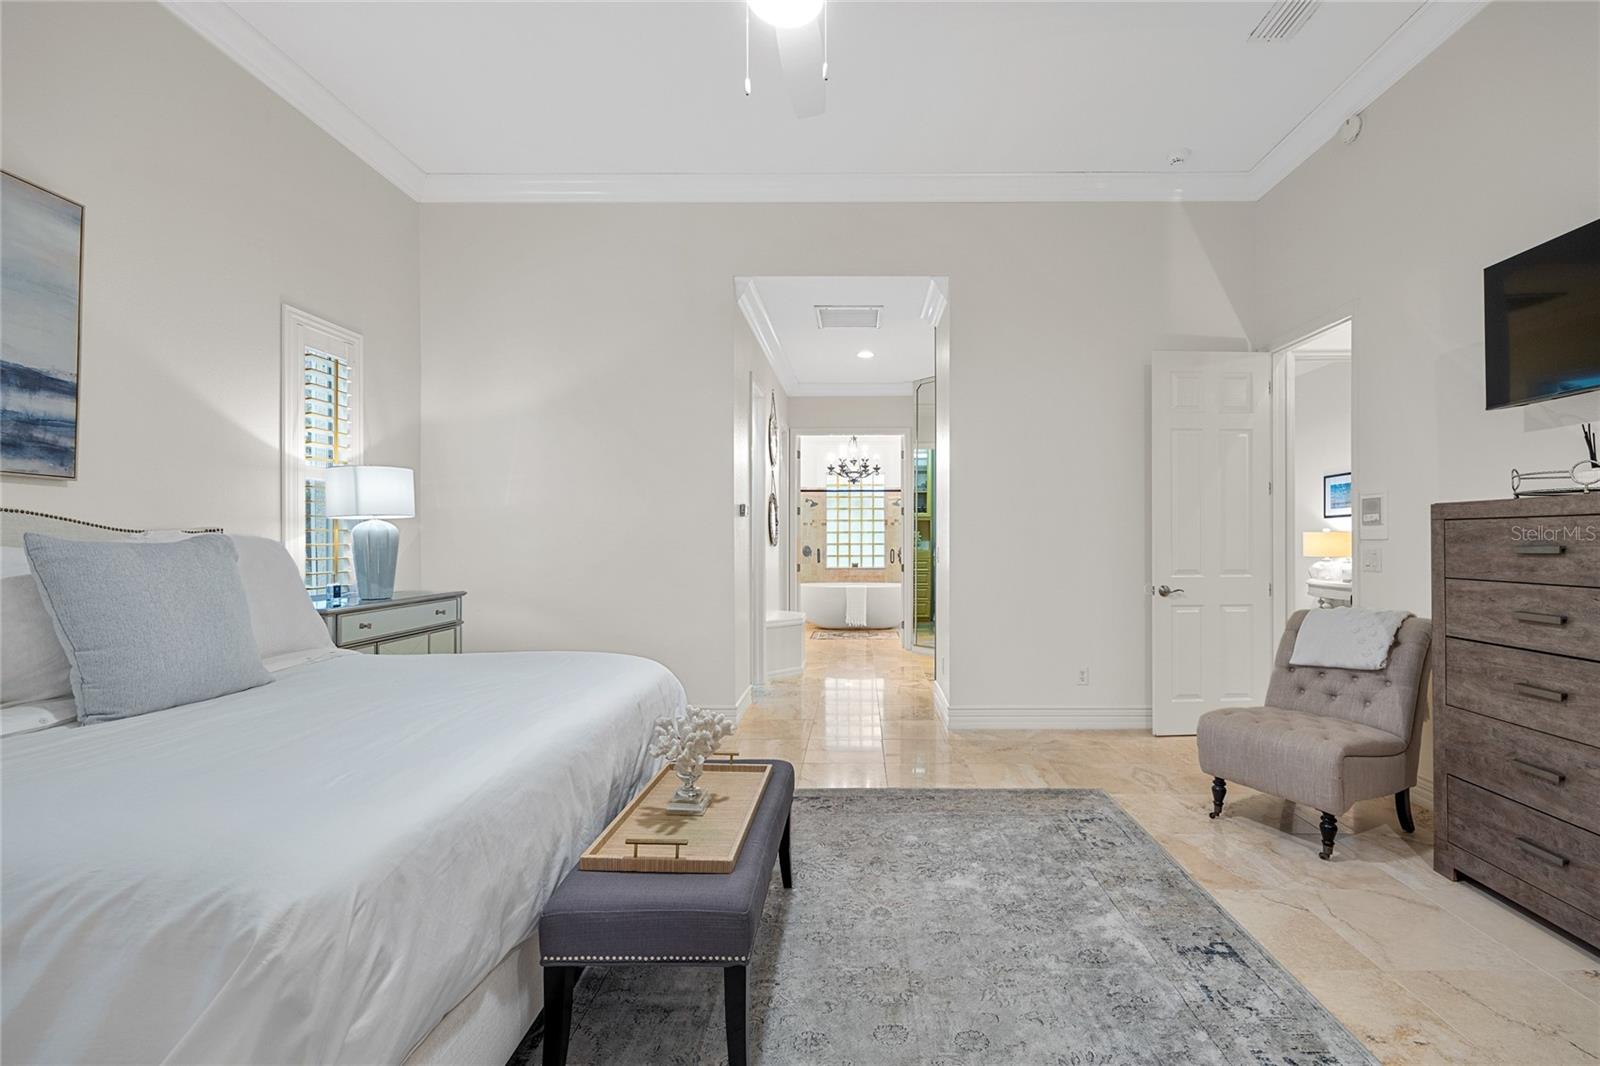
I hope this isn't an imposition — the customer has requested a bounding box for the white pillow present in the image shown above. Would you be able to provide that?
[1,571,74,706]
[1,696,78,737]
[229,535,337,664]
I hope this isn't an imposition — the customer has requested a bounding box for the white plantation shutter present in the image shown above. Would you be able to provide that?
[301,347,353,592]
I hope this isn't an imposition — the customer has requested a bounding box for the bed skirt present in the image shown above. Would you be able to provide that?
[404,932,541,1066]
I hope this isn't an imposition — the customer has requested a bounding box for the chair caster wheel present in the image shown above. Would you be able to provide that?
[1319,848,1332,861]
[1207,810,1220,820]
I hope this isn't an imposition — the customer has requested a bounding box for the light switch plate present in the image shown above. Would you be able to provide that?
[1361,545,1384,573]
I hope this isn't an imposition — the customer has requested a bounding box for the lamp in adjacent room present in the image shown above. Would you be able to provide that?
[1302,528,1353,583]
[325,465,414,602]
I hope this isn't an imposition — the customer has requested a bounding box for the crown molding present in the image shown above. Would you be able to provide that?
[163,1,427,199]
[421,170,1249,204]
[785,382,916,398]
[735,279,801,396]
[171,0,1481,206]
[1241,0,1487,199]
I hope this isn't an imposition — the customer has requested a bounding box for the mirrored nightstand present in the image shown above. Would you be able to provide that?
[314,590,466,654]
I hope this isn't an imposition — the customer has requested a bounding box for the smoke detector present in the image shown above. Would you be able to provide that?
[815,305,882,329]
[1339,113,1363,144]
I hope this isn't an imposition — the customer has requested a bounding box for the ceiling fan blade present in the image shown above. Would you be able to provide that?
[775,21,825,118]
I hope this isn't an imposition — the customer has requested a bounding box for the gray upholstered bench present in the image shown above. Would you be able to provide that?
[538,759,795,1066]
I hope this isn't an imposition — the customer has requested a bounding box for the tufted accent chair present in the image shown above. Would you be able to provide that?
[1196,610,1433,859]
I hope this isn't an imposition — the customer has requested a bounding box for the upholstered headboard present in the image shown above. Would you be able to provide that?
[0,507,223,548]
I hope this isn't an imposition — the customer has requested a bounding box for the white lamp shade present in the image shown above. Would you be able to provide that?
[325,465,415,520]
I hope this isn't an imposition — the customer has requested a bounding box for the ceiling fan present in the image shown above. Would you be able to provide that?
[745,0,828,118]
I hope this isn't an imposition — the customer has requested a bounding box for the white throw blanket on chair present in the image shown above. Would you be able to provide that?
[844,585,869,628]
[1290,606,1411,670]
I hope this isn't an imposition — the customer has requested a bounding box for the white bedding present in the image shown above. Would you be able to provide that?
[1,650,680,1065]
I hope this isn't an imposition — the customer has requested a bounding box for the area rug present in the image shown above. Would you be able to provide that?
[809,629,898,640]
[510,789,1375,1065]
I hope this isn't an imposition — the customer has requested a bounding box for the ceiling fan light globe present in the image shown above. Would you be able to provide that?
[748,0,824,29]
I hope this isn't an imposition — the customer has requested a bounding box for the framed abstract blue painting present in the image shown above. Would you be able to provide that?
[2,172,83,479]
[1323,471,1353,519]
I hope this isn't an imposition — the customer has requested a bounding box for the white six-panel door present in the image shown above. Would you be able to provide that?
[1150,351,1273,736]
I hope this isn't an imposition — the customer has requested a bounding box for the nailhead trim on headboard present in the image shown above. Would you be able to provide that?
[0,507,224,535]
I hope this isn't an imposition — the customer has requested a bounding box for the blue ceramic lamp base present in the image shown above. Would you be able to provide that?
[351,519,399,601]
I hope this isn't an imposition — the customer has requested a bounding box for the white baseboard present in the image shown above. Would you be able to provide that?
[942,704,1153,731]
[765,666,803,681]
[700,686,753,724]
[932,679,951,725]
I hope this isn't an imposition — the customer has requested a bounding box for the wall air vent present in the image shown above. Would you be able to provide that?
[815,305,882,330]
[1248,0,1320,41]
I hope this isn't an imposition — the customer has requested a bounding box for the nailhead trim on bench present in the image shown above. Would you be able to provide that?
[542,954,748,963]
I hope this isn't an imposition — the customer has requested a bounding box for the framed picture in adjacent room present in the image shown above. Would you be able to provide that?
[1323,472,1353,518]
[1,172,84,479]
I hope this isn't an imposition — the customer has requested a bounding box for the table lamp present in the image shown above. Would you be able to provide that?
[325,465,414,602]
[1302,528,1353,582]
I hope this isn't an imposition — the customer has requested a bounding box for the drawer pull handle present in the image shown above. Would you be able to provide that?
[1514,544,1566,555]
[358,622,373,631]
[1515,837,1570,868]
[1511,759,1566,786]
[1512,610,1568,627]
[434,608,447,616]
[1514,682,1568,703]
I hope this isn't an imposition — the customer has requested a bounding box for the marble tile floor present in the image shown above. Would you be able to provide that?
[729,626,1600,1066]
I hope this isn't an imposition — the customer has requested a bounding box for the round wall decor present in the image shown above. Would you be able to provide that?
[767,491,780,546]
[767,405,780,469]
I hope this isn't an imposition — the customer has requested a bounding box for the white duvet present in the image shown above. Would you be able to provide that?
[1,651,680,1065]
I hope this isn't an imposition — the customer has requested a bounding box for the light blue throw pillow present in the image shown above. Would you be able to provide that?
[23,533,273,723]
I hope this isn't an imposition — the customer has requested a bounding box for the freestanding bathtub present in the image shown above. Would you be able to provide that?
[800,582,903,630]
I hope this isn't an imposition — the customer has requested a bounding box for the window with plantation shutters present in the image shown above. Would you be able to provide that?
[281,305,362,594]
[301,348,353,592]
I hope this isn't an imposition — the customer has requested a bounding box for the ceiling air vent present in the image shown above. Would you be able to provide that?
[815,305,882,330]
[1248,0,1320,41]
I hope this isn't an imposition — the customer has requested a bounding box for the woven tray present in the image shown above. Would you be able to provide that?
[578,761,772,873]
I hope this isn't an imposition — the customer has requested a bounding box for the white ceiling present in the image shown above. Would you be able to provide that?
[167,1,1484,203]
[740,276,937,396]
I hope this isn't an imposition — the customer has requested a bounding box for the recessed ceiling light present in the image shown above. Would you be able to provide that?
[856,350,875,360]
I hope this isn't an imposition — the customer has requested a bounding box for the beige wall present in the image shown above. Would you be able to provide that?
[1205,0,1599,783]
[789,396,914,433]
[1215,0,1599,618]
[0,3,422,580]
[420,202,1250,717]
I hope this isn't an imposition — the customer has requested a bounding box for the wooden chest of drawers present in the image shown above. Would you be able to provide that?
[1432,496,1600,948]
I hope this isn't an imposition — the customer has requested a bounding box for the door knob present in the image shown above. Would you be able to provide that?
[1155,585,1185,598]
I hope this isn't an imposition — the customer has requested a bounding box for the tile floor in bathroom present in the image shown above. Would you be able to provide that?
[728,626,1600,1066]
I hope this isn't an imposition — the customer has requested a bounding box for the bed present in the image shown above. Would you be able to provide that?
[0,512,680,1064]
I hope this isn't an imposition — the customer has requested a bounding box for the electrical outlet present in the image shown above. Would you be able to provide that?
[1361,545,1383,573]
[1077,668,1090,686]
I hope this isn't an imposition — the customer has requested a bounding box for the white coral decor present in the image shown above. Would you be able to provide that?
[650,706,736,802]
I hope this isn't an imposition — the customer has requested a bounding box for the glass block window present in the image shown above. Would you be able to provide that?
[825,471,886,569]
[301,347,353,592]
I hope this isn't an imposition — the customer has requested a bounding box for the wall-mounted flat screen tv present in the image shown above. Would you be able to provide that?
[1485,217,1600,409]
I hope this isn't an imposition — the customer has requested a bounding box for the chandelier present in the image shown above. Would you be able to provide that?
[827,436,881,484]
